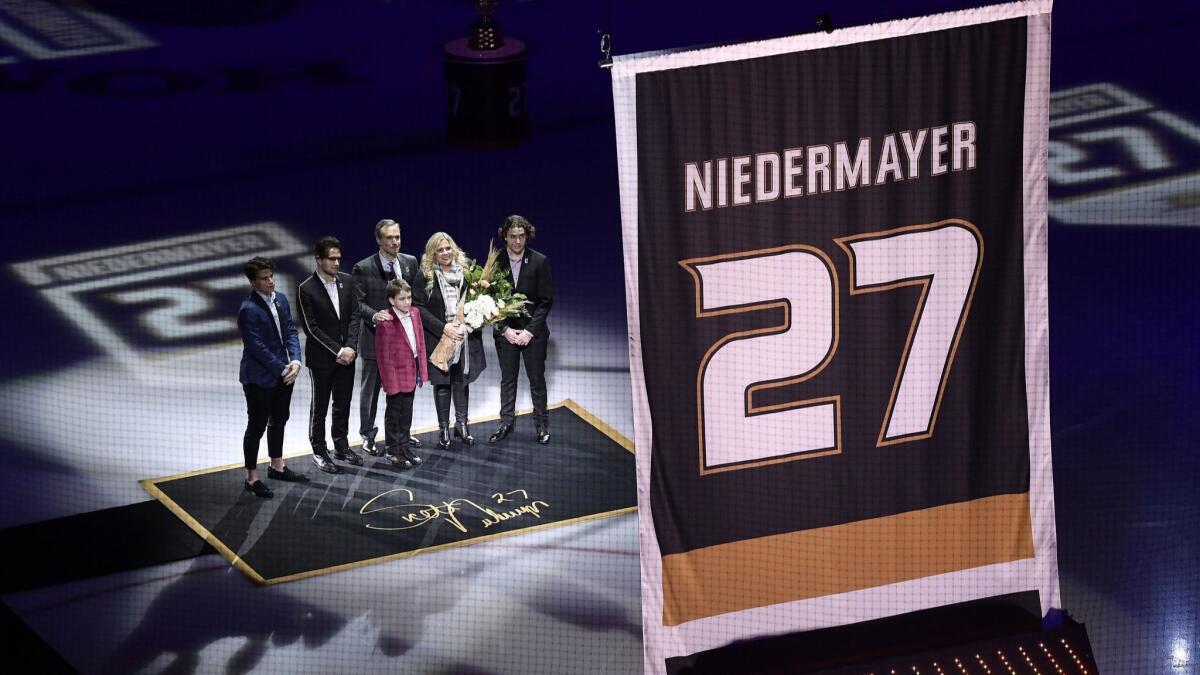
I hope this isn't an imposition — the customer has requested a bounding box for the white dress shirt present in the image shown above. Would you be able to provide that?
[509,255,523,286]
[257,290,298,376]
[380,253,402,279]
[399,311,417,357]
[318,270,340,318]
[256,290,282,340]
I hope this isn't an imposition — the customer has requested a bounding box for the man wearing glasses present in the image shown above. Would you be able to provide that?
[297,236,363,473]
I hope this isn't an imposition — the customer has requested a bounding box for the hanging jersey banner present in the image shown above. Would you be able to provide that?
[610,1,1058,670]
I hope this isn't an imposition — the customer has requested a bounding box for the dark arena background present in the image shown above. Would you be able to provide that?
[1,1,1196,673]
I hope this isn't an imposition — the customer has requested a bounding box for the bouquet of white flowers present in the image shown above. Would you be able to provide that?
[429,241,529,372]
[463,293,500,330]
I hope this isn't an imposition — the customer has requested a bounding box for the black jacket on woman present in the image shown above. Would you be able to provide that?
[412,268,487,386]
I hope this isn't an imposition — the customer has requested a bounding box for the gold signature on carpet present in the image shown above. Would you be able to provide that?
[360,488,550,533]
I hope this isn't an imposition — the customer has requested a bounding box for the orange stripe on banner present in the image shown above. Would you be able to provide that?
[661,492,1034,626]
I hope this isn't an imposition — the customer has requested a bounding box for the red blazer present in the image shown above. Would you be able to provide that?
[375,308,428,395]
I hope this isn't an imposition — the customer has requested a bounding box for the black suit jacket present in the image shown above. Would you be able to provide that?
[493,247,553,338]
[351,252,418,360]
[296,271,362,369]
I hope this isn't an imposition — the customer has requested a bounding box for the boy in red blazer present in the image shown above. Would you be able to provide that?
[375,279,428,469]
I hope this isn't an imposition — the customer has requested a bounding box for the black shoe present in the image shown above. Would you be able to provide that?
[536,425,551,445]
[361,433,384,457]
[437,426,451,449]
[454,421,474,446]
[267,465,306,482]
[403,445,423,466]
[386,449,413,469]
[312,453,342,474]
[408,435,422,448]
[488,423,513,444]
[335,447,364,466]
[244,480,273,498]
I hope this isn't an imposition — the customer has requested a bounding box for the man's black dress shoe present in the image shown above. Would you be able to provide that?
[408,435,422,448]
[267,465,306,482]
[454,421,474,446]
[386,451,413,469]
[312,453,342,474]
[361,434,384,457]
[488,423,513,444]
[403,445,423,466]
[244,480,273,498]
[335,447,364,466]
[536,425,551,445]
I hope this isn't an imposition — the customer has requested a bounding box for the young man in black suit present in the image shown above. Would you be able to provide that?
[296,236,363,474]
[489,215,555,445]
[351,219,422,456]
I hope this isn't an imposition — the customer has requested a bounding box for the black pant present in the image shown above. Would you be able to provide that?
[433,361,470,428]
[384,390,415,453]
[358,357,384,438]
[496,334,548,426]
[243,382,293,470]
[307,364,355,453]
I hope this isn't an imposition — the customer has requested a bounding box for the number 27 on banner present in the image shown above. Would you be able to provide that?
[678,219,983,475]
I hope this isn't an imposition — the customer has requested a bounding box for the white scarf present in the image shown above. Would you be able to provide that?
[435,265,469,374]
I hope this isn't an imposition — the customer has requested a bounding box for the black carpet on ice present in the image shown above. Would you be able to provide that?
[142,401,635,583]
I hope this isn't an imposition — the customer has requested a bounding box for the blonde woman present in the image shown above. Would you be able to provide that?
[413,232,487,448]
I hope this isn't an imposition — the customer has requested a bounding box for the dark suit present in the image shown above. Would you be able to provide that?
[296,271,362,453]
[238,291,301,470]
[492,247,554,427]
[413,267,487,427]
[351,252,419,439]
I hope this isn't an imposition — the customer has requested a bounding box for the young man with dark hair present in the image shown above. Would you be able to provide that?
[489,215,555,445]
[296,236,363,474]
[238,256,305,497]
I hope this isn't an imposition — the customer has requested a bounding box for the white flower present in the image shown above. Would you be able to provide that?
[464,295,498,329]
[464,310,483,330]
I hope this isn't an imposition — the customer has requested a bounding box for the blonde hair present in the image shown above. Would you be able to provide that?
[421,232,470,292]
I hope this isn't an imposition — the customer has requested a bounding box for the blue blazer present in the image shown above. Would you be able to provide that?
[238,291,302,388]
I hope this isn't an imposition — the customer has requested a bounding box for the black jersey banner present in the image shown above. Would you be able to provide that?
[611,1,1058,669]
